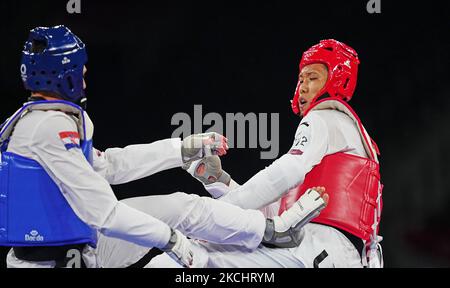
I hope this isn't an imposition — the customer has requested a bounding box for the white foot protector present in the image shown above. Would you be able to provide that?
[263,188,327,248]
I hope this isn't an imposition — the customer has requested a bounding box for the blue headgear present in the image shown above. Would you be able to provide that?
[20,25,87,104]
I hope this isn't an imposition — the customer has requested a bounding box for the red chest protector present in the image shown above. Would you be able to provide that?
[278,98,383,241]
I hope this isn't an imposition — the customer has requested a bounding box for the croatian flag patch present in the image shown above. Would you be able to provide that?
[59,131,81,150]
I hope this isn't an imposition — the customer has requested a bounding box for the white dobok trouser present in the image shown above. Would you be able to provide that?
[95,192,265,268]
[96,193,362,268]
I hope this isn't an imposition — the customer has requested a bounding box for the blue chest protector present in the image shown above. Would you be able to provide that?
[0,100,96,247]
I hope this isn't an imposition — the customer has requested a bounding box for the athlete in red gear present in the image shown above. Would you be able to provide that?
[163,39,384,268]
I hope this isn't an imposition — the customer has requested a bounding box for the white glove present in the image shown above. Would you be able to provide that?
[183,155,231,186]
[181,132,228,164]
[160,229,194,268]
[262,188,328,248]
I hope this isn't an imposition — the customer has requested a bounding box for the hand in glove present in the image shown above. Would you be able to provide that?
[183,155,231,186]
[181,132,228,164]
[160,229,195,268]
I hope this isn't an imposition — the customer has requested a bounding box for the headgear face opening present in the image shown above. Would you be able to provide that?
[20,25,88,104]
[291,39,360,115]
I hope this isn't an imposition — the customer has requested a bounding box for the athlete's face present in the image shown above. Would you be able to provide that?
[298,63,328,116]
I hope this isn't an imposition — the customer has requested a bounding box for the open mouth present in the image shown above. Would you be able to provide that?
[299,98,307,107]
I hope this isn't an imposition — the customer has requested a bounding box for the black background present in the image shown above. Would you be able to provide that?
[0,0,449,268]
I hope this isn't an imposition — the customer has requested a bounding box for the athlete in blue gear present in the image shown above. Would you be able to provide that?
[0,26,327,268]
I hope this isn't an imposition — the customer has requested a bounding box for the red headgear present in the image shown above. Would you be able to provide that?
[291,39,360,115]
